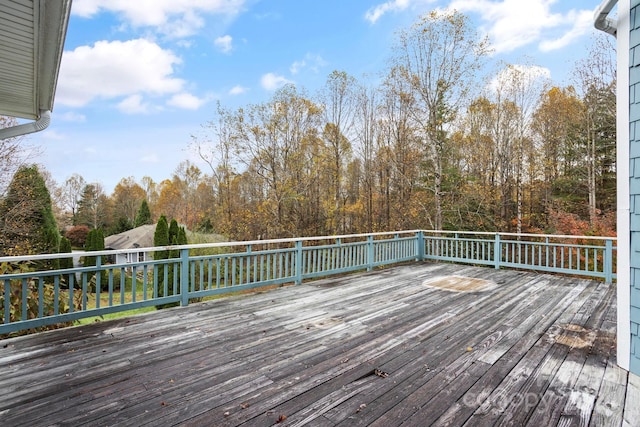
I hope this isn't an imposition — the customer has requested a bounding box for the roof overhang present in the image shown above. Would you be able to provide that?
[0,0,72,138]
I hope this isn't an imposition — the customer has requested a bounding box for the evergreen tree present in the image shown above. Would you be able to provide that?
[167,218,181,291]
[134,199,152,227]
[82,228,105,290]
[111,216,133,235]
[168,219,180,246]
[0,165,60,267]
[153,216,170,301]
[177,226,188,246]
[154,216,169,258]
[59,237,74,270]
[83,229,97,267]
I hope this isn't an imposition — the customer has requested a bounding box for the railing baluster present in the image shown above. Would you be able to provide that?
[38,277,44,319]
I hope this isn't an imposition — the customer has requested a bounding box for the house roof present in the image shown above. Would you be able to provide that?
[0,0,72,120]
[104,224,157,251]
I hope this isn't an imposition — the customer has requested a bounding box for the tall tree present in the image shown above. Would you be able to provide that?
[379,67,424,229]
[58,173,86,224]
[111,177,146,227]
[190,102,240,234]
[353,83,380,232]
[531,86,583,210]
[140,176,159,217]
[389,9,490,230]
[572,34,617,222]
[75,183,110,230]
[491,64,548,233]
[237,84,322,237]
[319,71,357,232]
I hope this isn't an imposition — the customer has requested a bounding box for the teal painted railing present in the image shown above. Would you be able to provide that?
[0,230,616,335]
[422,231,616,282]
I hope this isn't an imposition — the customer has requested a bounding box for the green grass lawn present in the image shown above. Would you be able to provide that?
[75,306,157,325]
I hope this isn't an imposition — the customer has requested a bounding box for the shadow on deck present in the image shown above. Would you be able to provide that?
[1,262,637,426]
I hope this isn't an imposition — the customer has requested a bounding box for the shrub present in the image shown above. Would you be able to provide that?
[0,261,81,337]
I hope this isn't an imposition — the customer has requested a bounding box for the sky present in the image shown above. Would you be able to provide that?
[25,0,611,194]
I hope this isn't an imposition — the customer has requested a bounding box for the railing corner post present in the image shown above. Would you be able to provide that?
[295,240,303,285]
[417,231,425,262]
[180,248,190,306]
[605,239,613,284]
[494,234,501,270]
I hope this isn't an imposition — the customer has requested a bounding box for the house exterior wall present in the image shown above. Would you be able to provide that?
[629,0,640,375]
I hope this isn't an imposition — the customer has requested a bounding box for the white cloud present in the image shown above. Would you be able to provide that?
[141,153,160,163]
[489,64,551,93]
[57,112,86,122]
[365,0,410,24]
[57,39,185,108]
[72,0,246,37]
[167,92,207,110]
[117,94,151,114]
[290,53,327,75]
[538,10,594,52]
[449,0,596,54]
[41,130,67,140]
[229,85,248,95]
[290,60,306,75]
[214,35,233,53]
[260,73,293,91]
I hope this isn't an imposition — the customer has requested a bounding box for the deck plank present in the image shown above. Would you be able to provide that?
[622,373,640,427]
[0,263,631,427]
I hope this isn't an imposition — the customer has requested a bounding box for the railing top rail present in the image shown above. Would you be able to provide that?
[420,230,617,242]
[0,230,423,263]
[0,229,616,264]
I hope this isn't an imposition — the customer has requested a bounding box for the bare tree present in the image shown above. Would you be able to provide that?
[318,71,358,232]
[58,173,86,222]
[389,10,490,230]
[0,116,40,196]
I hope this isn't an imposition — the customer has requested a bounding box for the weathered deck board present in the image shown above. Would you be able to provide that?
[0,262,631,427]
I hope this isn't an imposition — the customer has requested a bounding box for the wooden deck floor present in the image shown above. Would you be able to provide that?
[0,263,637,426]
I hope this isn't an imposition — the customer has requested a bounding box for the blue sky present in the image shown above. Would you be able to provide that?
[29,0,609,193]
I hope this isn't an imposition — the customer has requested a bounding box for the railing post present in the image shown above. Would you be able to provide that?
[295,240,303,285]
[417,231,425,261]
[494,234,501,270]
[605,239,613,284]
[180,248,190,306]
[367,235,374,271]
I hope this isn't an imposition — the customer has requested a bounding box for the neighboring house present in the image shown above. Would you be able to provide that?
[104,224,156,265]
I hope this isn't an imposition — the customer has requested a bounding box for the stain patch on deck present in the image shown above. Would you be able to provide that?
[422,275,497,292]
[552,324,598,349]
[306,317,344,329]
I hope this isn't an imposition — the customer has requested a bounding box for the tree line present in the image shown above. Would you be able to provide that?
[0,10,617,257]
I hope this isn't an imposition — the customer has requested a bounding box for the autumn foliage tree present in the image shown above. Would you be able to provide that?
[44,19,616,242]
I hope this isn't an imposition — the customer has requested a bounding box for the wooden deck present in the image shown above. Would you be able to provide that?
[0,263,637,426]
